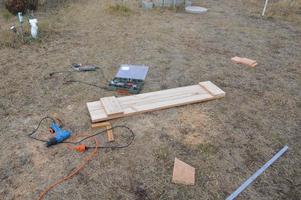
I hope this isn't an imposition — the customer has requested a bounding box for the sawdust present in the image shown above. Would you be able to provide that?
[178,108,213,145]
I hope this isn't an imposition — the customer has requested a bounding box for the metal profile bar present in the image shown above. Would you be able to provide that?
[226,145,288,200]
[262,0,269,16]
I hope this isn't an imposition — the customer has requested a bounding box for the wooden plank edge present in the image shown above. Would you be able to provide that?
[199,81,225,98]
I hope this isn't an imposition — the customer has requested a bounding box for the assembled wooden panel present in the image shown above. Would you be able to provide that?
[87,81,225,122]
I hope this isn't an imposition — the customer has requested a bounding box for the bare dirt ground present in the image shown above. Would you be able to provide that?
[0,0,300,199]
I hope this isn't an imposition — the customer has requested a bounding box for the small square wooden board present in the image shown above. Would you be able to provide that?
[172,158,195,185]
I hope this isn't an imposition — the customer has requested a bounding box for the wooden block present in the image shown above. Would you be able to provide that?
[172,158,195,185]
[231,56,243,63]
[91,122,112,129]
[231,56,258,67]
[199,81,225,98]
[100,96,124,116]
[106,125,114,142]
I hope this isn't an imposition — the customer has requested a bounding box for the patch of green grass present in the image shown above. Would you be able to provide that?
[0,30,21,48]
[160,27,174,34]
[198,143,218,156]
[153,147,169,161]
[1,9,14,21]
[169,4,185,12]
[38,19,57,37]
[107,4,132,16]
[271,133,287,145]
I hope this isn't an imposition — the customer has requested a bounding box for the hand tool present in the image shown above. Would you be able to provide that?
[71,63,98,72]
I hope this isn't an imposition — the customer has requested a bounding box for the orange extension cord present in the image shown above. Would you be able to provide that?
[37,137,100,200]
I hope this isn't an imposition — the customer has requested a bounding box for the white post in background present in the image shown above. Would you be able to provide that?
[29,18,38,39]
[262,0,269,16]
[17,12,24,43]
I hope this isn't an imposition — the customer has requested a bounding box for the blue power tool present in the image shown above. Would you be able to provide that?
[46,122,71,147]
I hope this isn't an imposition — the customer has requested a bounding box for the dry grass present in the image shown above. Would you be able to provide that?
[0,26,36,48]
[268,0,301,24]
[0,0,300,199]
[107,3,133,16]
[249,0,301,23]
[0,30,21,48]
[0,13,58,48]
[1,9,14,21]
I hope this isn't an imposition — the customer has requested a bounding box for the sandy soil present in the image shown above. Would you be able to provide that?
[0,0,300,199]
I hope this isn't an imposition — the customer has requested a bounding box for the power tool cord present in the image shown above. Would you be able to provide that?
[69,125,135,149]
[65,79,109,90]
[37,137,100,200]
[28,116,55,143]
[28,117,135,149]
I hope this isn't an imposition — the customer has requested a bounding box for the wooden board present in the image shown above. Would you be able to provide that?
[172,158,195,185]
[87,81,225,122]
[100,96,124,116]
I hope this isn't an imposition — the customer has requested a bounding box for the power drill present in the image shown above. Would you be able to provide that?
[46,122,71,147]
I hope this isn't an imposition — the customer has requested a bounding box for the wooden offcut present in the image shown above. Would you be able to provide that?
[172,158,195,185]
[87,81,225,122]
[231,56,258,67]
[106,124,114,142]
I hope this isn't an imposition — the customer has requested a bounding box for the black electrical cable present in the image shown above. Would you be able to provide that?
[72,125,135,149]
[43,70,73,80]
[44,66,110,90]
[28,117,135,149]
[49,71,72,76]
[28,116,55,142]
[65,80,109,90]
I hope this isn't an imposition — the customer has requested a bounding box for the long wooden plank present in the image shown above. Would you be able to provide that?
[87,81,225,122]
